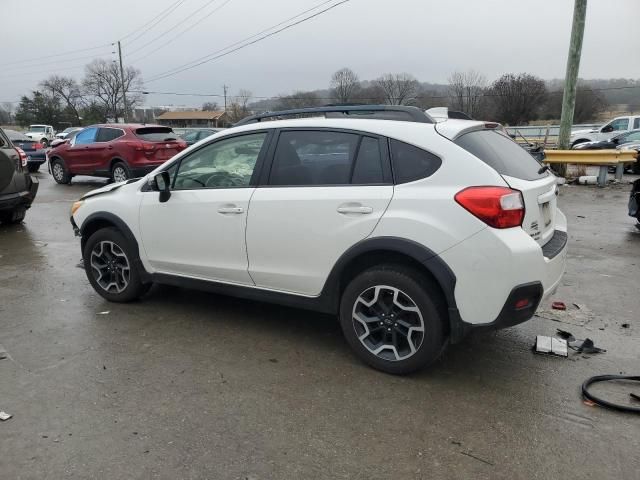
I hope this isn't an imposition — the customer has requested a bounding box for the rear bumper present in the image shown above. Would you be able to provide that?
[26,151,47,165]
[0,175,38,211]
[440,210,568,341]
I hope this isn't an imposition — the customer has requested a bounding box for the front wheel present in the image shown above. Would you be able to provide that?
[41,138,49,148]
[0,207,26,225]
[339,265,445,375]
[83,227,150,302]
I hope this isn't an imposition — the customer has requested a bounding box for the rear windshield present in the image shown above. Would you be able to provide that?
[135,127,178,142]
[455,129,546,181]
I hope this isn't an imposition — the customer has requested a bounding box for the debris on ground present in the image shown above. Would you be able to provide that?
[536,303,596,327]
[552,301,567,311]
[0,411,12,421]
[556,329,606,354]
[578,175,598,185]
[621,323,630,329]
[96,311,110,315]
[534,335,568,357]
[0,345,7,360]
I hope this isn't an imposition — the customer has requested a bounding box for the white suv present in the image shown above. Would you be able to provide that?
[70,106,567,374]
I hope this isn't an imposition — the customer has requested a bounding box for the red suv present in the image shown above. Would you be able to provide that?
[48,124,187,184]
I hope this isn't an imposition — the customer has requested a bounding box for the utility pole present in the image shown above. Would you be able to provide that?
[117,41,129,123]
[557,0,587,151]
[223,84,228,112]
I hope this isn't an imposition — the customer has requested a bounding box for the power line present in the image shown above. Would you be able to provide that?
[145,0,349,83]
[125,0,220,57]
[127,0,234,64]
[121,0,186,45]
[0,51,115,75]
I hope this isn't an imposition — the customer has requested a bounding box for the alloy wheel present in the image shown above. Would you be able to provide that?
[89,240,131,293]
[352,285,425,361]
[113,166,128,183]
[52,162,64,182]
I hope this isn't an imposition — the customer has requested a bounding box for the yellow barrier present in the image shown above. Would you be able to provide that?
[543,149,637,165]
[542,149,637,186]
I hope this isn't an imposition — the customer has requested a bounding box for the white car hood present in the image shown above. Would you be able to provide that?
[81,179,141,200]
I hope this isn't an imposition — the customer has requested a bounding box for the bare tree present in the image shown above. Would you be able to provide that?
[373,73,419,105]
[330,68,360,104]
[542,85,607,123]
[0,102,13,124]
[489,73,548,125]
[201,101,219,111]
[83,59,143,122]
[276,91,322,110]
[41,75,84,125]
[447,70,487,118]
[227,89,253,123]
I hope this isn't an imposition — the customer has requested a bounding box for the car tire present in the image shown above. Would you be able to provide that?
[0,207,26,225]
[27,164,39,173]
[111,162,130,183]
[339,265,445,375]
[83,227,151,303]
[41,138,49,148]
[50,158,71,184]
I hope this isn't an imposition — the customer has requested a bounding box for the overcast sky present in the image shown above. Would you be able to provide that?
[2,0,639,108]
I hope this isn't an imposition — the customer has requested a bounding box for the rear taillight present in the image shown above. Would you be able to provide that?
[15,147,28,168]
[33,142,43,149]
[135,142,155,153]
[454,186,524,229]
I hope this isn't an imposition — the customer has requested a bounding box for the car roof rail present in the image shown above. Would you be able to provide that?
[234,104,435,126]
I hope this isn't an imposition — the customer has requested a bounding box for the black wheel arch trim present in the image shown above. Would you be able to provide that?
[79,211,151,283]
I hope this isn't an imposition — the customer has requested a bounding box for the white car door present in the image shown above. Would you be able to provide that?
[138,131,271,284]
[246,130,394,296]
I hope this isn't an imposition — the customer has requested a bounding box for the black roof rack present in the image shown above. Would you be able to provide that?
[234,105,434,126]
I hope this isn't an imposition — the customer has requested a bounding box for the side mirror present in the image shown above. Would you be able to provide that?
[151,171,171,203]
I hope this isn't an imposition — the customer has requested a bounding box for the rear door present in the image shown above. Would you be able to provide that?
[246,129,394,295]
[96,127,125,170]
[455,129,558,245]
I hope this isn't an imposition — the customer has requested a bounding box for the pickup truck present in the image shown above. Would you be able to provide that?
[24,124,55,147]
[570,115,640,148]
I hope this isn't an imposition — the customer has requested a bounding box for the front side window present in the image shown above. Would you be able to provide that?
[269,130,360,186]
[173,132,267,189]
[606,118,629,132]
[74,127,98,145]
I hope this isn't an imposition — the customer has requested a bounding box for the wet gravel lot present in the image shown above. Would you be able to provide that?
[1,172,639,479]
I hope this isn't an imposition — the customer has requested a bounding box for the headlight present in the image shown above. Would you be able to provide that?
[70,200,84,216]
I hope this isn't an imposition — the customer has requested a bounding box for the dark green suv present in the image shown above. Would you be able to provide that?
[0,127,38,224]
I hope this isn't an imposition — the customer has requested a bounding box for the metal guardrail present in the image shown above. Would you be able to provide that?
[507,124,600,148]
[543,149,637,186]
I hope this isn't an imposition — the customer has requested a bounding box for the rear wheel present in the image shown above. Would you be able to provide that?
[50,158,71,184]
[339,265,445,375]
[111,162,130,183]
[0,207,26,225]
[83,227,150,302]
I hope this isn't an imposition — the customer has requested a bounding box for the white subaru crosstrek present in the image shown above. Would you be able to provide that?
[70,106,567,374]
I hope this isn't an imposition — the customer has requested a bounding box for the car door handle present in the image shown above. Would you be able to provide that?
[337,205,373,214]
[217,206,244,214]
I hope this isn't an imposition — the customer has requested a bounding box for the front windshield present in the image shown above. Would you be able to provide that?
[63,127,75,133]
[29,126,46,132]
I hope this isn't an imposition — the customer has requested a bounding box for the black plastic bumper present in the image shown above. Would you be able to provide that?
[450,282,543,342]
[0,175,38,212]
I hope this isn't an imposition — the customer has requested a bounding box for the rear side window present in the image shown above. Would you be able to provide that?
[270,130,359,186]
[455,130,546,181]
[135,127,178,142]
[390,139,442,184]
[634,118,640,129]
[97,128,124,142]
